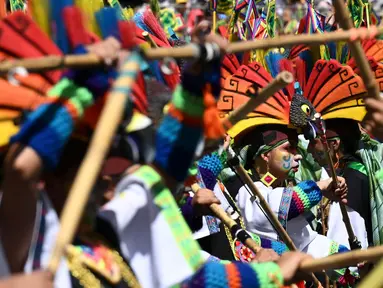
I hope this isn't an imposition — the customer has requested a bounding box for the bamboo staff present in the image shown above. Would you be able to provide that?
[47,52,142,274]
[314,114,361,250]
[142,31,158,48]
[332,0,381,100]
[226,146,322,287]
[0,26,382,74]
[358,257,383,288]
[299,245,383,273]
[191,183,261,254]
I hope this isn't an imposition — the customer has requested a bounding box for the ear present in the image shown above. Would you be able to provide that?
[260,152,270,163]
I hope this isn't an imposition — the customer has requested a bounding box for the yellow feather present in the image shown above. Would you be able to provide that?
[123,7,134,20]
[29,0,50,36]
[75,0,104,36]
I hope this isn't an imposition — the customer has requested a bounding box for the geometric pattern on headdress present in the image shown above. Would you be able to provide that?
[304,59,367,122]
[347,39,383,95]
[218,62,291,139]
[221,53,241,86]
[217,58,368,141]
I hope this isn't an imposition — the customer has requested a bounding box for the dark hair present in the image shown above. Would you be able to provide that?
[326,119,361,155]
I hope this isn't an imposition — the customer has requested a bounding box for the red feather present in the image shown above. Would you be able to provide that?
[221,54,240,86]
[304,60,366,116]
[135,26,167,47]
[3,12,62,83]
[131,72,148,115]
[219,61,291,140]
[63,7,91,49]
[118,21,137,49]
[142,8,170,47]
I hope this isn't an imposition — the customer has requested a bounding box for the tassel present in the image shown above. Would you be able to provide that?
[202,84,225,140]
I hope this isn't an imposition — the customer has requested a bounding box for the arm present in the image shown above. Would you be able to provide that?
[0,75,95,273]
[181,261,283,288]
[0,146,42,272]
[180,196,203,232]
[197,150,227,190]
[287,180,322,220]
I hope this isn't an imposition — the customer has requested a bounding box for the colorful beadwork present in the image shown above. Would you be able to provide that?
[288,180,322,220]
[134,165,204,271]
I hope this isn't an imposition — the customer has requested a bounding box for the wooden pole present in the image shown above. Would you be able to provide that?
[358,258,383,288]
[222,71,294,130]
[0,26,382,73]
[299,245,383,273]
[142,31,158,48]
[314,114,361,250]
[47,52,142,275]
[191,183,261,254]
[332,0,381,100]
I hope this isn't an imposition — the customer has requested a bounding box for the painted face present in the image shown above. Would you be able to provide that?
[268,141,302,179]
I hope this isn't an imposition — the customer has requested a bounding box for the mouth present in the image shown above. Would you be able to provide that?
[291,165,299,172]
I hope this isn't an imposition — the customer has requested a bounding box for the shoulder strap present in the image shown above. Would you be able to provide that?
[347,161,368,176]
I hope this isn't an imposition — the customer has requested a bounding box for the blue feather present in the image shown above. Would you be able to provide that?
[147,61,166,85]
[298,49,314,83]
[50,0,73,54]
[95,8,121,40]
[265,52,284,78]
[133,11,153,35]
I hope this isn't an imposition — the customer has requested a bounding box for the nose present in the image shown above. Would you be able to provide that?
[294,154,303,162]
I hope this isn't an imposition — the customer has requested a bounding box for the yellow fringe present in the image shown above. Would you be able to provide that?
[29,0,50,36]
[75,0,104,36]
[123,7,134,20]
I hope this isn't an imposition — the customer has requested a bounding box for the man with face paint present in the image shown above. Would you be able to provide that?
[308,119,372,250]
[234,126,353,280]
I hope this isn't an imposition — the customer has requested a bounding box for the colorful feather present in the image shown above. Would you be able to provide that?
[50,0,74,54]
[75,0,104,36]
[107,0,128,20]
[304,60,366,121]
[142,8,170,46]
[95,7,120,40]
[218,62,291,138]
[221,53,240,86]
[29,0,51,36]
[0,13,64,148]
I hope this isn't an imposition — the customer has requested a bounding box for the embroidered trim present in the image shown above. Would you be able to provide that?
[329,240,339,255]
[278,187,293,231]
[134,165,204,270]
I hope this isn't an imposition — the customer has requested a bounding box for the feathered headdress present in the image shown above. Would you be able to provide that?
[0,7,147,149]
[217,57,367,143]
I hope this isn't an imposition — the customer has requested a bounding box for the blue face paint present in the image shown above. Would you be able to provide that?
[282,154,292,170]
